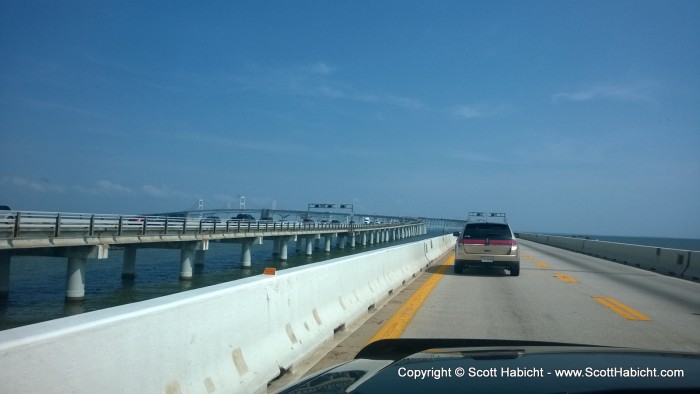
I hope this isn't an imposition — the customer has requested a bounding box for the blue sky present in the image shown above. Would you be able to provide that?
[1,1,699,237]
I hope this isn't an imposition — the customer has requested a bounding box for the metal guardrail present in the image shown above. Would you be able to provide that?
[0,211,423,241]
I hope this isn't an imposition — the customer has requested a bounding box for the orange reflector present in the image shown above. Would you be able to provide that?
[263,267,276,275]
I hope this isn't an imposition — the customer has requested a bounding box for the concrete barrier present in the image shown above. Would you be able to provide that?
[0,234,455,394]
[519,233,697,281]
[683,251,700,281]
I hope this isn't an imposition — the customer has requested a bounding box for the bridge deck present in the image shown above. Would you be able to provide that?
[270,239,700,391]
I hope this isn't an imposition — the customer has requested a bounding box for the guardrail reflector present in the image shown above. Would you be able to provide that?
[263,267,276,275]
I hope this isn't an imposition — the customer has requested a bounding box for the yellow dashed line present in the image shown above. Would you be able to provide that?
[368,254,454,343]
[553,273,580,283]
[592,296,652,321]
[535,261,551,268]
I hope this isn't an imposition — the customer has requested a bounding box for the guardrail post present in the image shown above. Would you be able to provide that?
[89,215,95,236]
[142,217,147,235]
[198,219,203,234]
[117,216,123,236]
[182,218,187,234]
[164,217,169,235]
[54,213,61,238]
[13,212,21,238]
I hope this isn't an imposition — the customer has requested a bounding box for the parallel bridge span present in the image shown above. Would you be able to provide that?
[0,210,430,301]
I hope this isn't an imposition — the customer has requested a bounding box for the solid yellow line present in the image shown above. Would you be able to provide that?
[368,254,454,343]
[592,296,652,321]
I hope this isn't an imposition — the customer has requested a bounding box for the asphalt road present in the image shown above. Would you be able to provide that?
[402,239,700,352]
[270,240,700,391]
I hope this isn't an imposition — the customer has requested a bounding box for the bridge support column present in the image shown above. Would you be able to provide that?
[362,232,367,246]
[122,247,137,279]
[306,236,315,256]
[180,242,197,280]
[324,235,332,252]
[279,237,290,261]
[0,253,10,296]
[241,239,254,267]
[350,233,356,248]
[370,232,375,245]
[339,235,346,249]
[65,246,107,301]
[66,256,86,301]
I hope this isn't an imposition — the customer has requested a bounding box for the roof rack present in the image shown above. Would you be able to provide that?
[467,212,508,223]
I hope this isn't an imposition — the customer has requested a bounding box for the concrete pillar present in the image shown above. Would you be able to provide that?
[0,253,10,296]
[122,247,137,279]
[325,235,332,252]
[350,233,356,248]
[280,237,289,261]
[66,255,87,301]
[180,242,196,280]
[339,235,346,249]
[362,232,367,246]
[306,236,314,256]
[370,232,375,245]
[241,240,252,267]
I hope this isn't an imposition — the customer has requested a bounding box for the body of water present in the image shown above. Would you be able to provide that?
[548,234,700,251]
[0,231,442,331]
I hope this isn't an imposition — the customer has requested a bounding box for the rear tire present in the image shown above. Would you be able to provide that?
[510,265,520,276]
[454,262,462,274]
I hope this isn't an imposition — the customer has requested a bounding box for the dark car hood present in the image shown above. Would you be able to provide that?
[278,339,700,394]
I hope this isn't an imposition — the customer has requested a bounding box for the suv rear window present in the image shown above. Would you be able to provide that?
[463,223,512,240]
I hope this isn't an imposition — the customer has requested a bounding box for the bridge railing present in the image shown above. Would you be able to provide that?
[0,211,422,240]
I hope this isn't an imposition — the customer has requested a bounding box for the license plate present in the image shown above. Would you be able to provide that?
[481,256,494,263]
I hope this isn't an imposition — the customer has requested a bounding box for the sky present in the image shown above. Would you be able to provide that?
[1,1,699,238]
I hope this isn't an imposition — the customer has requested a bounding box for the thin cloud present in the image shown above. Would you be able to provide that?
[306,62,333,75]
[553,83,656,103]
[2,176,66,193]
[453,105,484,119]
[142,184,193,200]
[74,180,135,196]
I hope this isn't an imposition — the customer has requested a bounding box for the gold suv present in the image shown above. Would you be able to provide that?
[453,213,520,276]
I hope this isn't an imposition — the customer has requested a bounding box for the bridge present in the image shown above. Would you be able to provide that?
[1,222,698,393]
[0,210,446,301]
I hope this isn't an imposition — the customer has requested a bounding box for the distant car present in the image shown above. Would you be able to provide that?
[302,218,315,224]
[330,219,340,224]
[363,217,371,224]
[202,216,221,223]
[0,205,14,222]
[453,216,520,276]
[228,214,255,222]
